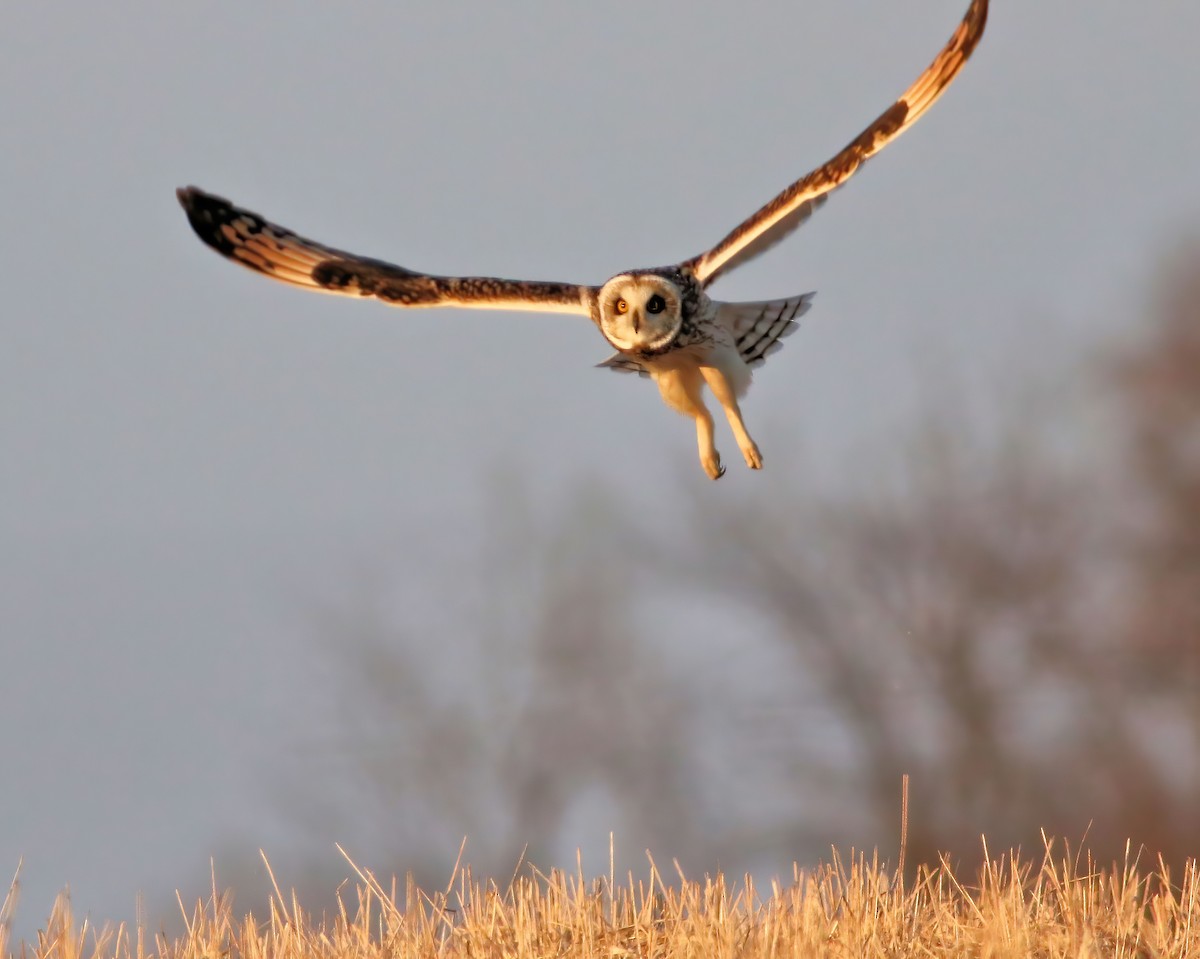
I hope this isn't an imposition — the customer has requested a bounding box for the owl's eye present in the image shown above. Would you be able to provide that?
[646,294,666,315]
[615,298,629,314]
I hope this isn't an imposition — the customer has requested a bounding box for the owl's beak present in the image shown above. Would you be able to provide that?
[631,310,642,334]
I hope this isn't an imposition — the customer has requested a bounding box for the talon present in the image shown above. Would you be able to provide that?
[702,452,725,480]
[742,442,763,470]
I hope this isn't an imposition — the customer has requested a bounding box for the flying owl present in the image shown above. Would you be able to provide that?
[178,0,987,480]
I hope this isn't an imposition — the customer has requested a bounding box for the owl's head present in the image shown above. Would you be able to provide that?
[596,273,684,353]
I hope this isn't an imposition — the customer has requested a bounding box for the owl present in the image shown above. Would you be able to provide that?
[178,0,987,479]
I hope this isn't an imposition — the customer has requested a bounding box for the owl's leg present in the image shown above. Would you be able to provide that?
[699,366,763,470]
[653,368,725,479]
[693,407,724,479]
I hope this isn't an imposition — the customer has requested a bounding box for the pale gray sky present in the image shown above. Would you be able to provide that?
[3,0,1199,938]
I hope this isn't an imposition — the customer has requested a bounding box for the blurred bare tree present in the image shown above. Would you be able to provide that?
[1106,240,1200,842]
[271,475,730,894]
[687,414,1156,871]
[683,242,1200,873]
[1113,242,1200,662]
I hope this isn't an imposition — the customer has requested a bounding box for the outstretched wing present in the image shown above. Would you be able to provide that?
[683,0,988,287]
[717,293,814,368]
[177,187,596,316]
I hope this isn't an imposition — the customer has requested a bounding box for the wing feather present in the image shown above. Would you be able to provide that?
[596,354,652,377]
[717,293,815,367]
[177,187,596,316]
[684,0,988,286]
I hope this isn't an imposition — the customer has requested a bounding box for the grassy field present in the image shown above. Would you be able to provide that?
[3,840,1198,959]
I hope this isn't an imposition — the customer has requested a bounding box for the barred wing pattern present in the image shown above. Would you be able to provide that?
[718,294,814,368]
[683,0,988,287]
[177,188,595,316]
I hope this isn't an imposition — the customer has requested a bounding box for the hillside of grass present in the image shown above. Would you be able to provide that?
[3,839,1197,959]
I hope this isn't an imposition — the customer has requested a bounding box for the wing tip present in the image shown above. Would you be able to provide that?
[965,0,990,58]
[176,184,199,208]
[176,185,244,257]
[176,185,231,217]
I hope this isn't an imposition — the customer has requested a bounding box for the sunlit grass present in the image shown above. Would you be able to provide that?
[4,838,1198,959]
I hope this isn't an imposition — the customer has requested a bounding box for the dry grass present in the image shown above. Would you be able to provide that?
[4,839,1198,959]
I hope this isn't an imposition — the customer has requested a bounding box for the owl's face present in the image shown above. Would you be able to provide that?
[596,273,684,353]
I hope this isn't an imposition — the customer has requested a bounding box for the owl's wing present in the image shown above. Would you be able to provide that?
[716,293,814,368]
[177,187,597,316]
[595,353,652,378]
[682,0,988,288]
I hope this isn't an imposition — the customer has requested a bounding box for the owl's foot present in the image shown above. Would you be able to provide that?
[702,451,726,480]
[740,440,763,470]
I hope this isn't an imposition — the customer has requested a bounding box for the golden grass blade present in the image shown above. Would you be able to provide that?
[0,860,20,959]
[5,841,1200,958]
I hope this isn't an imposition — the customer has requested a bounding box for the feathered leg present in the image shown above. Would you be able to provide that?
[700,365,762,470]
[653,368,725,480]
